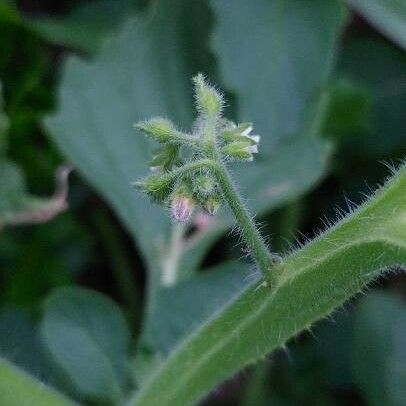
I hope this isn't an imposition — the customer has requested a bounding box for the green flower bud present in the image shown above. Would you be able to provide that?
[193,173,216,197]
[192,73,223,117]
[220,122,260,146]
[134,117,177,144]
[221,141,258,161]
[133,173,174,203]
[149,145,181,172]
[204,193,222,216]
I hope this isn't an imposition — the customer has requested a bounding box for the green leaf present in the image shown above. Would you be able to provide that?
[211,0,347,214]
[352,291,406,406]
[129,164,406,406]
[322,79,372,141]
[141,261,253,355]
[41,287,131,403]
[337,39,406,155]
[135,261,252,384]
[29,0,143,54]
[0,83,8,153]
[45,0,203,270]
[0,357,76,406]
[345,0,406,50]
[0,308,52,381]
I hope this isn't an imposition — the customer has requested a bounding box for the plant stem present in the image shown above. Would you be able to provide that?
[212,162,274,280]
[165,159,213,182]
[162,157,275,281]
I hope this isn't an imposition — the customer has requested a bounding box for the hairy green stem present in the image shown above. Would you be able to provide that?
[212,162,274,280]
[166,157,274,280]
[164,159,213,182]
[170,132,202,151]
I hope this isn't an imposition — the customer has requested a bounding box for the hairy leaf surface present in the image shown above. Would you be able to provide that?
[129,164,406,406]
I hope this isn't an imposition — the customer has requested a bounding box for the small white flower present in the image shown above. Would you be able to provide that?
[248,145,258,154]
[241,125,253,136]
[240,124,260,145]
[249,135,260,144]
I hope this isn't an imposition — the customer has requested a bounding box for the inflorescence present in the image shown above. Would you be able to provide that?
[133,74,260,223]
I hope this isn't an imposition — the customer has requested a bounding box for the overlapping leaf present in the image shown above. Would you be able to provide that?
[41,287,131,403]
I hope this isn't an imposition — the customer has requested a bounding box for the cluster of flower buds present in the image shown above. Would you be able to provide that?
[133,74,260,222]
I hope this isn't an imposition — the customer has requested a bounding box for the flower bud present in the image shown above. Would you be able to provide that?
[134,117,177,144]
[192,73,223,117]
[133,173,173,203]
[204,193,222,216]
[193,173,216,197]
[221,122,260,146]
[171,193,195,222]
[221,141,258,161]
[149,145,180,172]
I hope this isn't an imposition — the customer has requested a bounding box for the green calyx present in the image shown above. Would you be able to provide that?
[203,193,222,216]
[193,173,217,197]
[133,173,174,203]
[192,73,223,117]
[149,145,181,172]
[135,117,178,144]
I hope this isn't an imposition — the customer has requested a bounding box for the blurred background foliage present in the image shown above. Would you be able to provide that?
[0,0,405,405]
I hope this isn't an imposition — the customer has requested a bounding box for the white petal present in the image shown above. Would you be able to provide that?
[248,145,258,154]
[249,135,260,144]
[241,125,253,136]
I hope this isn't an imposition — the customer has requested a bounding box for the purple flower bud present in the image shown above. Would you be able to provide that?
[171,195,195,222]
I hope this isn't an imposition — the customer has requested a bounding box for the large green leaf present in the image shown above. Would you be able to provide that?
[211,0,346,213]
[338,39,406,155]
[0,308,52,381]
[345,0,406,50]
[45,0,203,271]
[0,357,76,406]
[135,260,253,384]
[141,261,253,355]
[29,0,143,54]
[41,287,131,403]
[352,291,406,406]
[129,163,406,406]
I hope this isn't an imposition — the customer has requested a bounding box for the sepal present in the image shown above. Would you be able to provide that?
[133,173,174,203]
[192,73,223,117]
[134,117,177,144]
